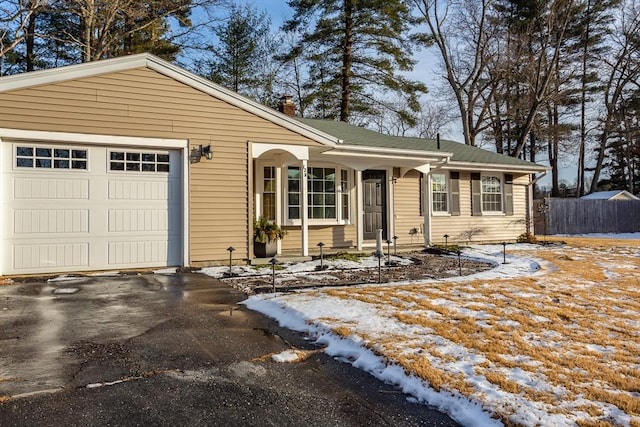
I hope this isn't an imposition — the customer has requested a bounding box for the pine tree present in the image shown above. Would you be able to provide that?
[602,89,640,193]
[571,0,620,196]
[201,3,274,100]
[3,0,202,70]
[283,0,428,122]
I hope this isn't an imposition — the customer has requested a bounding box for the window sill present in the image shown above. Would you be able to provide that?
[285,220,351,227]
[481,211,506,216]
[432,212,451,217]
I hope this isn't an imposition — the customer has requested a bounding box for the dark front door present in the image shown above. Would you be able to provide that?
[362,170,386,240]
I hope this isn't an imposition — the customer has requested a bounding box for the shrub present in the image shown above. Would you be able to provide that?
[516,232,538,244]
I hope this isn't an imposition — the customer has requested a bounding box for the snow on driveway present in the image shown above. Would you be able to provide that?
[244,242,640,427]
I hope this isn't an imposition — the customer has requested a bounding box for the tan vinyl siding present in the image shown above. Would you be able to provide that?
[0,67,322,264]
[281,225,357,251]
[393,170,425,242]
[431,171,530,243]
[393,171,531,244]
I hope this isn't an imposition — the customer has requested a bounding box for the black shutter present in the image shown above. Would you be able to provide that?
[419,173,424,216]
[504,174,514,216]
[471,173,482,216]
[449,172,460,216]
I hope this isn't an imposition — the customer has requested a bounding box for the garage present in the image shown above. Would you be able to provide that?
[1,133,187,275]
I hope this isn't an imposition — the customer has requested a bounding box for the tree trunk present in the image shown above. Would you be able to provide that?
[25,1,37,72]
[547,104,560,197]
[577,0,591,197]
[340,0,353,122]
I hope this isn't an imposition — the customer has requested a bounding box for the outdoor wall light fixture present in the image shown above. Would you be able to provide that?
[199,144,213,160]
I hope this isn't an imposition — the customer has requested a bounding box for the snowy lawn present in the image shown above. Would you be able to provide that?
[244,240,640,427]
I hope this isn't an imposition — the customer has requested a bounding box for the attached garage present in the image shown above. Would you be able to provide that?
[0,53,337,275]
[0,130,188,275]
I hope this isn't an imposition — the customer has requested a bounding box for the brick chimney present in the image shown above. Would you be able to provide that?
[278,95,296,116]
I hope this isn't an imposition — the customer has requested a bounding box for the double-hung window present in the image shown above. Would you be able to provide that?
[341,170,350,220]
[481,175,502,212]
[431,173,448,213]
[308,167,336,219]
[263,166,276,221]
[286,165,350,223]
[287,167,301,220]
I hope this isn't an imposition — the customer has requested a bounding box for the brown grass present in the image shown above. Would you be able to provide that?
[311,238,640,424]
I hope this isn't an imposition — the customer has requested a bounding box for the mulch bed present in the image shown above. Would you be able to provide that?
[222,251,494,294]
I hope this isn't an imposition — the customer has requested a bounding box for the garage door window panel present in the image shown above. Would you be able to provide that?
[16,145,87,170]
[110,151,170,173]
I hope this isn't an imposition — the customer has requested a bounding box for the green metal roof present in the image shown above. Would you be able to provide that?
[295,117,545,170]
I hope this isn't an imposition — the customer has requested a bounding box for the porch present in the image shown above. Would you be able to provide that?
[250,139,451,259]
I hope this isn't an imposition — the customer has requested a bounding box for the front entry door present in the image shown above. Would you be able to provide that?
[362,170,387,240]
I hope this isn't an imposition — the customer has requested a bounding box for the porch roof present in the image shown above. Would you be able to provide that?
[295,118,547,172]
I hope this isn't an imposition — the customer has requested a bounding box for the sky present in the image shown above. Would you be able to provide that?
[191,1,578,187]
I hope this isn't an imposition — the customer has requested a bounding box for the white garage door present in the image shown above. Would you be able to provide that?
[2,142,183,275]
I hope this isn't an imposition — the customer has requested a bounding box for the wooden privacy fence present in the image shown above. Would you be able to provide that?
[533,198,640,235]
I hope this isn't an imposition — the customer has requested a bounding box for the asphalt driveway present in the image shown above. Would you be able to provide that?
[0,273,458,426]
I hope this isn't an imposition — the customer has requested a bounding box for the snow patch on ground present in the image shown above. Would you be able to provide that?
[242,243,639,426]
[271,350,300,363]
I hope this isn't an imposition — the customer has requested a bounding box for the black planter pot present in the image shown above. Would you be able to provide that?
[254,240,277,258]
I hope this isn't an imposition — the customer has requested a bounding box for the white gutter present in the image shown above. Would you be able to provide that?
[531,170,548,184]
[328,144,453,159]
[442,161,549,173]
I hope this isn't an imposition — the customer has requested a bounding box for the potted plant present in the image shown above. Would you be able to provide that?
[253,216,286,258]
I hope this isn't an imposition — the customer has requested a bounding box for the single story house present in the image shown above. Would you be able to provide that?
[0,54,547,276]
[580,190,639,201]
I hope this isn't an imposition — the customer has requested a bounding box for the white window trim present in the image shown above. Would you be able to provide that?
[284,162,352,226]
[430,171,450,216]
[481,172,505,215]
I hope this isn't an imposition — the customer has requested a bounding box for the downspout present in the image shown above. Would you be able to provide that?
[524,171,548,235]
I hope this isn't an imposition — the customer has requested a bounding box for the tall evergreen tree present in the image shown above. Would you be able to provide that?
[2,0,212,71]
[0,0,46,74]
[283,0,428,122]
[571,0,620,196]
[590,0,640,193]
[603,90,640,192]
[201,3,275,102]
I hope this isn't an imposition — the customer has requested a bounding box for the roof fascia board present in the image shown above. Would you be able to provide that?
[0,54,149,92]
[443,161,549,173]
[323,150,448,163]
[330,144,453,160]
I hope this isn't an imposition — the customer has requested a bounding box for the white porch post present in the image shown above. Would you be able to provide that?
[301,159,309,256]
[275,165,282,254]
[387,167,395,242]
[424,173,432,247]
[356,170,363,251]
